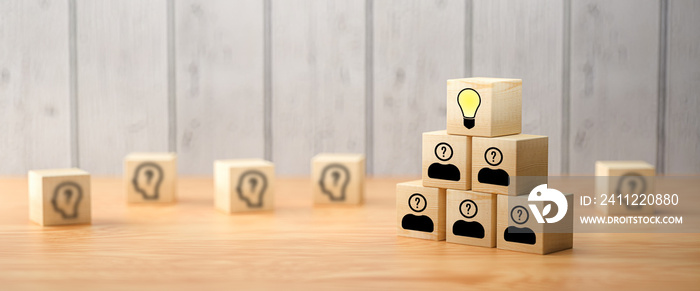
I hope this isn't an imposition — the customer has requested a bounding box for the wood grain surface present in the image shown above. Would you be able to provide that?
[76,0,170,174]
[665,0,700,174]
[175,0,266,175]
[0,177,698,290]
[569,0,660,174]
[0,0,73,174]
[271,0,367,175]
[372,0,467,176]
[472,0,564,174]
[2,1,700,176]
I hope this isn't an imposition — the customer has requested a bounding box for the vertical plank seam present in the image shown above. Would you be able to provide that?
[464,0,473,77]
[264,0,273,161]
[68,0,79,168]
[365,0,374,175]
[167,0,177,153]
[656,0,668,174]
[561,0,572,175]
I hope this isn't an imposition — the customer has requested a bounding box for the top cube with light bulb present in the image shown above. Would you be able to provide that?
[446,77,522,137]
[124,152,178,203]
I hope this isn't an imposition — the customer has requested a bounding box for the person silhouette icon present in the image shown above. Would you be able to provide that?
[427,142,461,181]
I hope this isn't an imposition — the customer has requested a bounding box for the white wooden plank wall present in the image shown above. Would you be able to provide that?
[372,0,467,176]
[665,0,700,174]
[76,0,170,174]
[472,0,564,174]
[1,0,699,175]
[175,0,265,175]
[569,0,660,174]
[0,0,72,174]
[271,0,366,175]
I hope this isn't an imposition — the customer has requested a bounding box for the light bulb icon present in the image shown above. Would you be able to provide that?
[457,88,481,129]
[236,170,267,208]
[133,162,164,200]
[319,164,350,202]
[51,182,83,219]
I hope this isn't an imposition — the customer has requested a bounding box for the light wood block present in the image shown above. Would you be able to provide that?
[446,77,522,137]
[446,190,496,248]
[311,153,365,205]
[497,192,573,255]
[214,159,275,213]
[28,168,91,226]
[595,161,655,215]
[124,153,177,203]
[472,134,548,195]
[396,180,446,241]
[422,130,471,190]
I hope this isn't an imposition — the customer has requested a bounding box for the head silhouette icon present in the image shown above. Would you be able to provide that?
[133,163,164,200]
[319,164,350,201]
[52,182,83,219]
[236,170,267,208]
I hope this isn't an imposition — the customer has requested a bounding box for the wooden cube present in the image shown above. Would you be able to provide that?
[422,130,471,190]
[214,159,275,213]
[446,190,496,248]
[472,134,548,195]
[595,161,655,215]
[29,168,91,226]
[312,153,365,205]
[124,152,177,203]
[497,191,573,255]
[446,77,522,137]
[396,180,446,241]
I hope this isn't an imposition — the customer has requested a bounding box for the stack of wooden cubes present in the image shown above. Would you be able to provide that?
[396,77,573,254]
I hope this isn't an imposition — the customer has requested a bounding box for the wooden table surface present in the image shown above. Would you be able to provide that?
[1,177,698,290]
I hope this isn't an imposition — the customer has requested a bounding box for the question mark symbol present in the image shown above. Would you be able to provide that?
[517,209,523,221]
[441,146,447,158]
[465,203,472,215]
[249,177,258,192]
[64,189,73,203]
[332,170,340,186]
[491,150,497,163]
[628,179,637,194]
[414,196,421,208]
[145,169,154,185]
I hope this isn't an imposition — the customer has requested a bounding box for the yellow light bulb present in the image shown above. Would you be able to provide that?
[457,88,481,129]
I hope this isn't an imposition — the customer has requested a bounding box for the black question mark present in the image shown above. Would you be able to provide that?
[64,189,73,203]
[517,209,523,221]
[332,171,340,186]
[145,169,154,184]
[249,177,258,192]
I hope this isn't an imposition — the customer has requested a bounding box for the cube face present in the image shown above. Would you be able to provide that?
[396,180,446,241]
[125,153,177,203]
[446,190,496,248]
[215,159,275,213]
[472,134,548,195]
[595,161,655,215]
[446,77,522,137]
[496,193,573,255]
[29,169,91,226]
[312,153,365,205]
[422,130,471,190]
